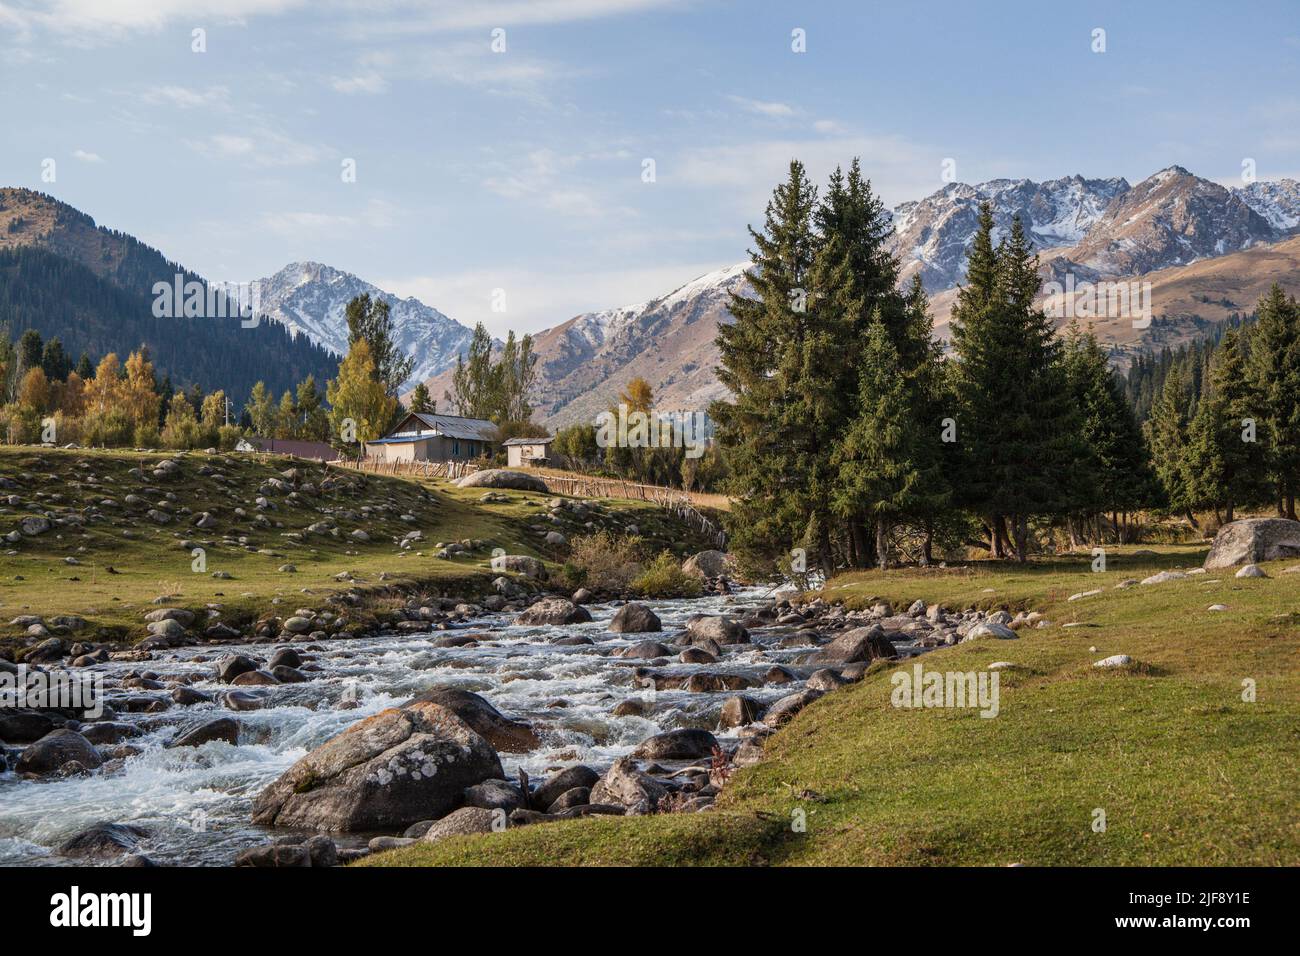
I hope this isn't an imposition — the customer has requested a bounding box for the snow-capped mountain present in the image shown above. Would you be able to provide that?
[250,261,476,389]
[886,174,1131,290]
[1059,166,1278,277]
[1234,178,1300,232]
[420,262,752,426]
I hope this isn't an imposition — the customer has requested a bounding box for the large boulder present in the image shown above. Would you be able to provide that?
[250,702,503,832]
[533,765,601,809]
[684,615,749,646]
[456,469,548,493]
[15,729,103,775]
[402,687,540,753]
[494,555,546,579]
[682,550,730,579]
[805,625,895,665]
[168,717,239,748]
[1204,518,1300,569]
[609,602,662,634]
[517,597,591,626]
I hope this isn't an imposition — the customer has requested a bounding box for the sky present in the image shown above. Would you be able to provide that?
[1,0,1298,337]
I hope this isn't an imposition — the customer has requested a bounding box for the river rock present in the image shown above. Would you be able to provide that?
[16,728,103,775]
[806,625,896,664]
[589,756,667,814]
[215,654,259,683]
[632,728,718,760]
[234,844,312,867]
[1204,517,1300,569]
[250,701,504,832]
[533,765,600,809]
[517,597,591,626]
[547,787,591,813]
[422,806,501,843]
[719,695,762,729]
[57,822,149,858]
[684,615,749,645]
[763,689,824,727]
[456,469,548,492]
[0,710,56,743]
[806,668,850,691]
[402,687,540,753]
[618,640,672,659]
[610,602,662,633]
[679,646,717,664]
[463,779,524,813]
[169,716,239,748]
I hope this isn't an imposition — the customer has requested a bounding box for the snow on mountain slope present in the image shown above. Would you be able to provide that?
[251,261,476,389]
[1234,179,1300,232]
[886,174,1130,290]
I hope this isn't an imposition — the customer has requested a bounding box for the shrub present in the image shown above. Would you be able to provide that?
[633,551,702,599]
[565,531,643,592]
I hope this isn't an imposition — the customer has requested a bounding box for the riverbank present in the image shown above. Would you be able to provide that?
[374,544,1300,866]
[0,446,721,650]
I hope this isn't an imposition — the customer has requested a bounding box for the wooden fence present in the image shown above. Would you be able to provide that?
[332,458,479,480]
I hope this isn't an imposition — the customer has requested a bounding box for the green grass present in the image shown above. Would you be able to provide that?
[0,446,716,646]
[368,543,1300,867]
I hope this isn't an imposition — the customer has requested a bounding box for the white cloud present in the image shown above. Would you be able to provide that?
[188,128,332,166]
[481,147,635,220]
[143,84,231,109]
[675,133,947,215]
[726,95,795,118]
[71,148,103,162]
[330,72,388,94]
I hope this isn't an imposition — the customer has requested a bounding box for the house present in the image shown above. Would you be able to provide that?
[236,437,340,461]
[503,436,553,468]
[364,412,497,463]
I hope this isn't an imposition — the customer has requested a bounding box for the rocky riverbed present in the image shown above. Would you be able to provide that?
[0,585,1037,867]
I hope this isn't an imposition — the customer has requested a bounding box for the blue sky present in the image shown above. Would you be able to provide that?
[1,0,1297,336]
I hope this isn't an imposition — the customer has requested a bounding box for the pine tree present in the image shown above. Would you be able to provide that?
[1185,329,1269,522]
[832,317,948,568]
[40,337,70,381]
[408,381,434,414]
[1146,367,1194,520]
[950,208,1080,560]
[75,352,94,381]
[712,160,827,574]
[1247,283,1300,517]
[295,375,329,440]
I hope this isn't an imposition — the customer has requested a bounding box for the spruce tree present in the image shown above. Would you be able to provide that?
[408,381,434,414]
[713,159,826,573]
[1146,367,1194,522]
[1184,329,1269,522]
[1247,284,1300,517]
[950,208,1080,560]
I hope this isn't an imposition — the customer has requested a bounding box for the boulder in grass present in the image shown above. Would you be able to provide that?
[250,702,503,832]
[1235,564,1269,579]
[806,625,896,663]
[1203,518,1300,569]
[455,469,548,493]
[589,756,667,815]
[421,807,501,844]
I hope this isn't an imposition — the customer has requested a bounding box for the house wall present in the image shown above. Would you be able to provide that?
[507,443,547,467]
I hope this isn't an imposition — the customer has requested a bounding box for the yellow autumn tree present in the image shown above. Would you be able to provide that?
[326,338,396,448]
[83,353,124,416]
[122,348,160,428]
